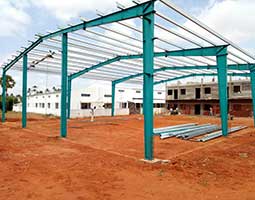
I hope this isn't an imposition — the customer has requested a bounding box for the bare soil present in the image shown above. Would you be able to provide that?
[0,113,255,200]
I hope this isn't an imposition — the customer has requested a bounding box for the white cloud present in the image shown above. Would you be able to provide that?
[154,0,255,63]
[0,1,31,37]
[198,0,255,46]
[32,0,136,21]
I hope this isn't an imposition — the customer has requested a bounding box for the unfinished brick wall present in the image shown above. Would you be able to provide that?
[166,100,252,117]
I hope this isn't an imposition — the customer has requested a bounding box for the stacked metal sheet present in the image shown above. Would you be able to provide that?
[155,123,220,139]
[197,126,247,142]
[153,123,197,135]
[155,123,247,142]
[177,124,219,140]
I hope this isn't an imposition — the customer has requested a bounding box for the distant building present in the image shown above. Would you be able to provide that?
[13,84,166,117]
[166,79,252,117]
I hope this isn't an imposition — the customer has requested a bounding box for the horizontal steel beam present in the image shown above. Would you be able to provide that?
[70,45,231,80]
[112,64,252,85]
[44,1,154,40]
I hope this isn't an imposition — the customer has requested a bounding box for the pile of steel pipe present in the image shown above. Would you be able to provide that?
[159,124,213,139]
[197,126,247,142]
[177,125,220,140]
[154,123,197,135]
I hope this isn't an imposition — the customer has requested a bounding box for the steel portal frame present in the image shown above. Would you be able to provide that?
[1,0,255,160]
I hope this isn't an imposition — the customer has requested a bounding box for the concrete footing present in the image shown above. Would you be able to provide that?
[139,158,170,164]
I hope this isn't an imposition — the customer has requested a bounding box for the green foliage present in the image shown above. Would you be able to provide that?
[0,74,18,112]
[0,75,16,91]
[0,95,20,112]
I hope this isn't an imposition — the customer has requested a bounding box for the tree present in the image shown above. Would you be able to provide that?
[16,94,22,103]
[0,95,19,111]
[0,75,16,92]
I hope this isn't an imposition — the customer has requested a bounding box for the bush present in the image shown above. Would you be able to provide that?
[0,95,19,112]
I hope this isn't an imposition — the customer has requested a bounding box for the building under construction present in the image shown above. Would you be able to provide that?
[166,78,252,117]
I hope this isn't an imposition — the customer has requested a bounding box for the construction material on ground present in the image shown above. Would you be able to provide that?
[197,126,247,142]
[154,123,197,135]
[156,123,247,142]
[159,124,212,139]
[177,125,220,140]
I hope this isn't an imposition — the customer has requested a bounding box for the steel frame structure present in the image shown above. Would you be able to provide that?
[1,0,255,160]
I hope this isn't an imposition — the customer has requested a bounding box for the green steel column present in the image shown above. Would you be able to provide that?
[1,70,6,122]
[250,70,255,127]
[22,54,28,128]
[67,77,72,119]
[216,49,228,136]
[143,10,154,160]
[61,33,68,137]
[111,82,116,117]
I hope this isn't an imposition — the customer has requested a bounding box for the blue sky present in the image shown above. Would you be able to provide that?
[0,0,214,62]
[0,0,254,94]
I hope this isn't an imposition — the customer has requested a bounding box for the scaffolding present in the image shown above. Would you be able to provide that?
[1,0,255,160]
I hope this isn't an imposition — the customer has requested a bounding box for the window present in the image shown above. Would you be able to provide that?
[118,89,125,92]
[121,102,127,108]
[48,96,51,98]
[233,85,241,93]
[154,103,163,108]
[242,83,251,91]
[48,103,50,109]
[104,94,112,98]
[136,103,141,109]
[168,89,173,95]
[180,89,186,95]
[56,95,59,97]
[55,103,59,109]
[153,103,163,108]
[81,103,91,109]
[204,104,212,111]
[35,103,38,108]
[81,93,90,97]
[204,87,211,94]
[42,103,45,108]
[157,92,162,95]
[103,103,112,109]
[136,90,141,93]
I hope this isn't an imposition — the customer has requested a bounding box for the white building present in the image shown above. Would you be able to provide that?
[13,84,166,117]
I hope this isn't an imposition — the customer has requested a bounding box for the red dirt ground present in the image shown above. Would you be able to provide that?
[0,113,255,200]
